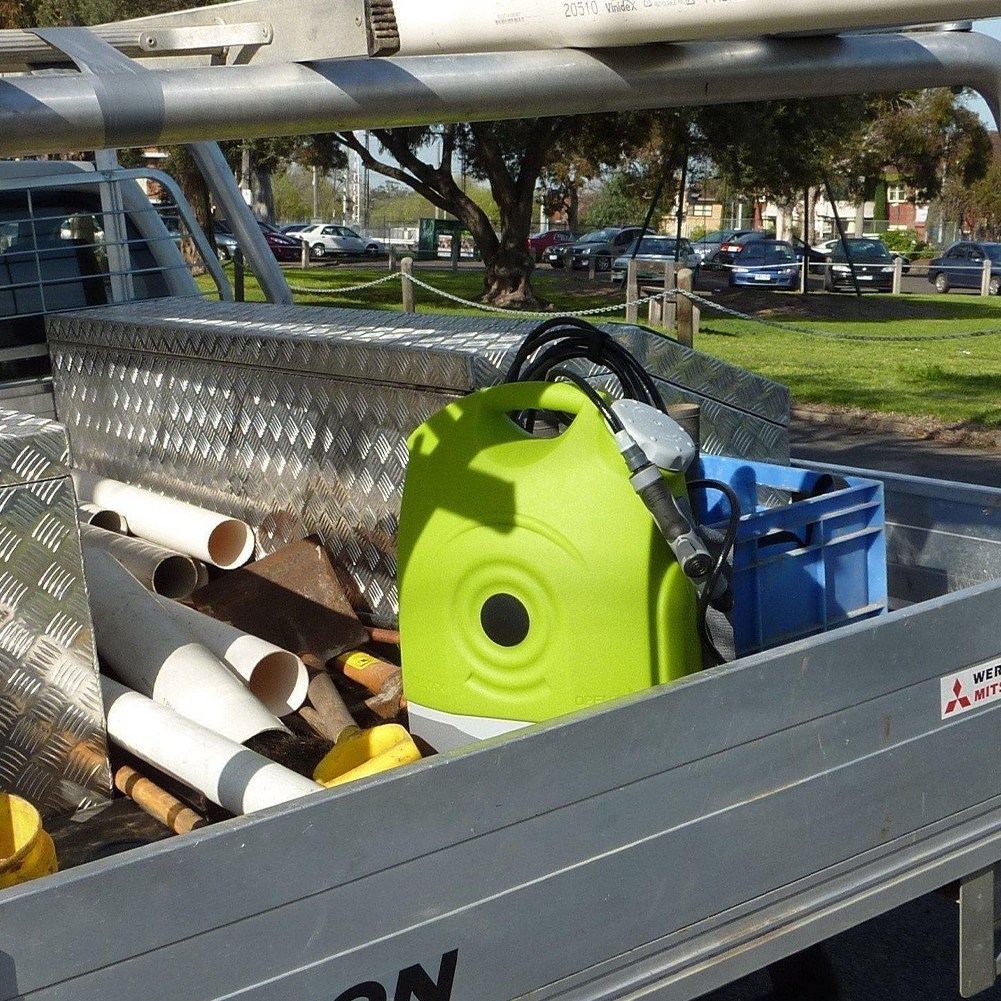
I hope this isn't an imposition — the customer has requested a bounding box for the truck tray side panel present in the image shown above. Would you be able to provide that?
[3,538,1001,999]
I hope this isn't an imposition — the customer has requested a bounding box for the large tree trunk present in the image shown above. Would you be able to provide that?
[250,164,274,223]
[567,184,580,233]
[166,148,216,271]
[182,175,215,270]
[343,122,561,311]
[808,187,821,245]
[482,243,539,308]
[467,191,544,309]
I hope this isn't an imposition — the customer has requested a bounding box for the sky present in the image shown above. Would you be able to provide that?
[970,18,1001,123]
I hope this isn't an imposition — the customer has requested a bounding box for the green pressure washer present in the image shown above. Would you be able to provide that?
[398,319,739,752]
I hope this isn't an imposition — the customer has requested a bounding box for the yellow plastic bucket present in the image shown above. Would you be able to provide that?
[0,794,57,889]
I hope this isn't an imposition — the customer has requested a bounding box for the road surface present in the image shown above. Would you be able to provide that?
[792,419,1001,487]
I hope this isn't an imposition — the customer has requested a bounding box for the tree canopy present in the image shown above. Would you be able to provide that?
[329,120,620,306]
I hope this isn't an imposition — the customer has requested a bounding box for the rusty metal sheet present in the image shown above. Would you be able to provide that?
[190,537,369,661]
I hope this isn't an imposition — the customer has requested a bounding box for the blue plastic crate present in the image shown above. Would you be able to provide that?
[695,455,888,656]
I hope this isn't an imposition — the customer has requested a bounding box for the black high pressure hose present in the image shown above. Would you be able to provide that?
[507,317,741,664]
[548,368,623,432]
[505,316,665,409]
[687,479,741,667]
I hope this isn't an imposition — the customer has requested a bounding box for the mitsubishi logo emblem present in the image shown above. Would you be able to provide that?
[944,678,972,715]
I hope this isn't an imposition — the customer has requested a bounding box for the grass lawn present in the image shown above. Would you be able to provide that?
[207,264,1001,429]
[698,298,1001,428]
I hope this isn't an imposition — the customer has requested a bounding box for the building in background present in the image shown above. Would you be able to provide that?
[659,175,933,245]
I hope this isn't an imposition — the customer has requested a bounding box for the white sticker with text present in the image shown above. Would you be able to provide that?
[941,661,1001,720]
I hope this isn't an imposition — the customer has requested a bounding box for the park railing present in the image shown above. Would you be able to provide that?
[225,253,1001,351]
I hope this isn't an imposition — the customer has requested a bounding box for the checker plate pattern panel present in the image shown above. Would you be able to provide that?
[0,411,109,817]
[47,300,789,624]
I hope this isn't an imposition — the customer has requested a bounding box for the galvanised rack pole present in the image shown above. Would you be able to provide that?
[0,29,998,157]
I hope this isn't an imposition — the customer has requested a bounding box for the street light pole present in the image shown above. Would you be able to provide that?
[674,143,690,260]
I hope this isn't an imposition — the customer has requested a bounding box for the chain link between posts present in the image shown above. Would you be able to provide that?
[400,271,677,317]
[285,273,402,294]
[271,260,1001,341]
[282,267,680,318]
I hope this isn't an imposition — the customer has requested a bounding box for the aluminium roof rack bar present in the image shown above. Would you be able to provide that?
[0,27,998,158]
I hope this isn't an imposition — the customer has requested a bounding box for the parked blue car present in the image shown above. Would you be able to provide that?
[928,241,1001,295]
[728,240,800,289]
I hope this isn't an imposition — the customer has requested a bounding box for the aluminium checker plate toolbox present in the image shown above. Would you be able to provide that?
[44,298,789,625]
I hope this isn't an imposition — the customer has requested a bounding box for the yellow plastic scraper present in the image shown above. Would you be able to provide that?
[302,673,421,788]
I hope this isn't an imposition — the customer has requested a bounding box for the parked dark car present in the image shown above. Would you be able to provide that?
[218,219,303,262]
[790,235,828,268]
[728,240,800,290]
[817,236,911,273]
[568,227,644,272]
[714,231,776,268]
[259,222,303,262]
[542,243,570,268]
[824,238,897,292]
[529,229,576,262]
[691,229,754,266]
[928,241,1001,295]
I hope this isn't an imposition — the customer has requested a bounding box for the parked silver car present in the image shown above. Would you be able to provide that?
[295,223,385,259]
[161,215,238,261]
[611,236,700,285]
[210,221,240,261]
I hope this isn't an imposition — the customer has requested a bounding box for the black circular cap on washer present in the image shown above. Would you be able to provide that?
[480,593,530,647]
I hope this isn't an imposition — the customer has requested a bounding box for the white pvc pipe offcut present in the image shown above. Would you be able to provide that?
[83,545,287,744]
[73,470,254,570]
[80,522,200,599]
[157,597,308,716]
[392,0,1001,54]
[78,502,128,535]
[102,678,322,816]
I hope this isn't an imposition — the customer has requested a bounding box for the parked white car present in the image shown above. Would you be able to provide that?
[296,224,385,259]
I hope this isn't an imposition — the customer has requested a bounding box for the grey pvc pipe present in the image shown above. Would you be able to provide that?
[0,31,998,156]
[78,502,128,534]
[80,522,201,599]
[186,141,293,306]
[389,0,1001,53]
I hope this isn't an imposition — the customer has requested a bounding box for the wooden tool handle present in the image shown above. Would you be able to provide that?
[365,672,404,721]
[114,765,207,835]
[366,627,401,646]
[305,672,359,743]
[333,649,401,697]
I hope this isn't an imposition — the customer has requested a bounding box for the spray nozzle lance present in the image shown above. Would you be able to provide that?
[626,460,716,587]
[606,403,728,599]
